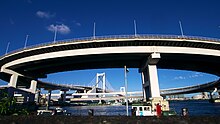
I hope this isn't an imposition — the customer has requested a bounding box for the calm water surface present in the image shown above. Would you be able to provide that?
[63,100,220,116]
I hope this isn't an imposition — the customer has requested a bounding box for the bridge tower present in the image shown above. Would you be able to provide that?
[96,73,106,93]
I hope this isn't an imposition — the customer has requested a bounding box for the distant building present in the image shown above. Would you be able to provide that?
[192,94,204,100]
[167,94,185,100]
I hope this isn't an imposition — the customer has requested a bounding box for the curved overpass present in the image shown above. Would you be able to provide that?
[1,35,220,81]
[38,78,220,96]
[161,79,220,96]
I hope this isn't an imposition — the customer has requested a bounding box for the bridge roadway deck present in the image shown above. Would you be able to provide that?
[1,35,220,81]
[0,34,220,95]
[160,79,220,95]
[48,79,220,96]
[70,96,142,101]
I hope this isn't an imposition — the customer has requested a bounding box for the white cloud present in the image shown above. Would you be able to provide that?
[73,20,81,26]
[36,11,55,19]
[76,22,81,26]
[47,24,71,34]
[174,76,186,80]
[173,72,204,80]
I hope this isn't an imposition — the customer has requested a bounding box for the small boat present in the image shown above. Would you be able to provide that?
[132,104,156,116]
[111,102,122,106]
[37,107,70,116]
[131,103,177,116]
[214,99,220,103]
[209,98,220,103]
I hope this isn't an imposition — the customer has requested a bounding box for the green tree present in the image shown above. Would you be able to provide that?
[0,91,16,115]
[0,90,28,115]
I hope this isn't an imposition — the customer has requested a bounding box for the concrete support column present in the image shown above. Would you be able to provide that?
[9,74,18,87]
[35,89,41,104]
[147,64,160,98]
[48,90,52,103]
[30,80,37,93]
[209,92,213,100]
[8,74,18,97]
[7,87,15,97]
[141,71,149,102]
[23,92,28,103]
[61,90,67,102]
[46,90,52,110]
[28,93,35,102]
[140,53,161,101]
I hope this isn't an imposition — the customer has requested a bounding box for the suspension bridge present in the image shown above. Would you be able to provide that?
[48,72,220,102]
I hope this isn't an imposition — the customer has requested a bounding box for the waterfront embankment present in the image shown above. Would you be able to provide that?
[0,116,220,124]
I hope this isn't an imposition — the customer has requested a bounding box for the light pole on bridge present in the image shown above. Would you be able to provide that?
[53,26,58,43]
[5,42,10,55]
[24,34,29,48]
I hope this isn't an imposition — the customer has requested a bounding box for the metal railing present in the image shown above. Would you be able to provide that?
[1,34,220,59]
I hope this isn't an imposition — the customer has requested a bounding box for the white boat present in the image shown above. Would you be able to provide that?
[132,104,156,116]
[111,102,122,106]
[131,103,177,116]
[37,107,70,116]
[214,99,220,103]
[210,98,220,103]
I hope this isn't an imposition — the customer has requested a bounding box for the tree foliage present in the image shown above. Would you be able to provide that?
[0,90,28,115]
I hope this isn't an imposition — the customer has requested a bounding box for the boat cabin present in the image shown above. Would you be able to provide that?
[132,105,156,116]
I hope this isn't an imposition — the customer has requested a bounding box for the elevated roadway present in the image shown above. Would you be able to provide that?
[0,35,220,99]
[1,35,220,80]
[160,79,220,95]
[47,79,220,97]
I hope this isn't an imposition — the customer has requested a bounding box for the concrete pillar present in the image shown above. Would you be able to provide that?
[147,64,160,98]
[141,71,148,101]
[35,89,41,104]
[30,80,37,93]
[202,92,209,99]
[9,74,18,87]
[28,93,35,102]
[140,53,161,101]
[48,90,52,103]
[209,92,213,100]
[22,92,28,103]
[61,90,67,102]
[7,87,15,97]
[46,90,52,110]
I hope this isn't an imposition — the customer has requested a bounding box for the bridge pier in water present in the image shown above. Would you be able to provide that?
[140,53,169,110]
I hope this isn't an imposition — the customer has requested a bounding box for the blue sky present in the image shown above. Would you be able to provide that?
[0,0,219,92]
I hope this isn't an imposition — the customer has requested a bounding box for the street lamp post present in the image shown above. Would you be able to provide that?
[124,65,129,116]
